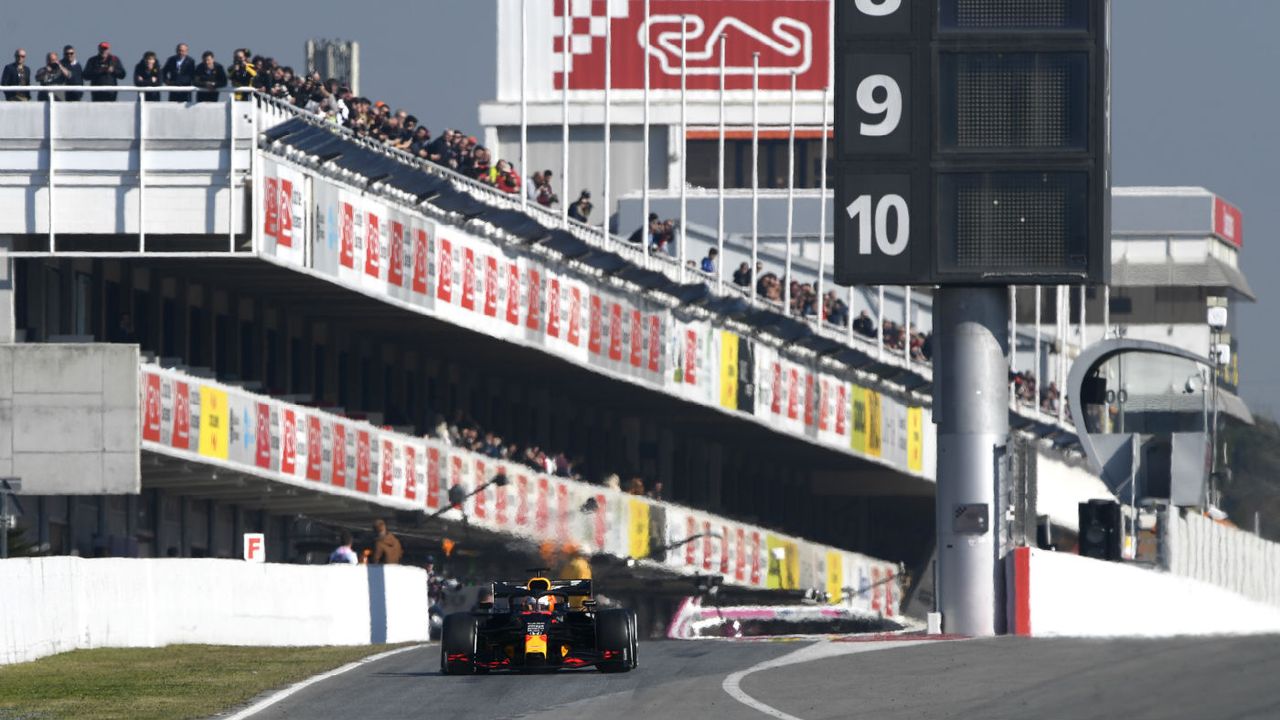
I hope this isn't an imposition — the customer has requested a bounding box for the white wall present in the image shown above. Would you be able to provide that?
[0,557,429,665]
[1164,510,1280,607]
[1008,547,1280,637]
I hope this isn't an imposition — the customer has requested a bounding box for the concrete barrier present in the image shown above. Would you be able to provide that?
[1006,547,1280,637]
[0,557,429,665]
[1163,509,1280,607]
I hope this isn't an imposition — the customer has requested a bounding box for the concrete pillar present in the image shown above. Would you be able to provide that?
[0,236,13,343]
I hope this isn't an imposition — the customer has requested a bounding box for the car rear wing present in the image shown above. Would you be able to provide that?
[492,578,593,599]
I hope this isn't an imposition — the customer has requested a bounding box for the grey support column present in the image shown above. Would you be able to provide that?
[934,287,1009,637]
[0,236,14,343]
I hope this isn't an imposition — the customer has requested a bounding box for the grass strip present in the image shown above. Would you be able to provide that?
[0,643,412,720]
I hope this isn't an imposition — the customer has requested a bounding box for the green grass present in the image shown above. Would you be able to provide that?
[0,644,412,720]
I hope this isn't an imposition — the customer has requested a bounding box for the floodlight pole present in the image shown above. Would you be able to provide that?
[934,287,1009,637]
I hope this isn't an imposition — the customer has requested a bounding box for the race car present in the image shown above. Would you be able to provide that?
[440,572,638,674]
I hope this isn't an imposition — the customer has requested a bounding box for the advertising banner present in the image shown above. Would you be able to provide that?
[260,157,307,267]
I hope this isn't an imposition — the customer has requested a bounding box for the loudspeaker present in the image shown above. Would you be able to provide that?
[1078,500,1122,561]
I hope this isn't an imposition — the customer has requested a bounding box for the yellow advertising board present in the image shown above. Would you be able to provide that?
[826,550,844,604]
[197,387,230,460]
[719,331,739,411]
[907,406,923,472]
[850,387,868,453]
[628,499,650,559]
[765,534,800,590]
[866,391,883,458]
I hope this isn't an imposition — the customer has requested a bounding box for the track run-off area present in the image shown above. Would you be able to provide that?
[233,634,1280,720]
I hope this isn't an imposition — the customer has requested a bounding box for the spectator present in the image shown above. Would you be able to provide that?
[494,160,521,194]
[35,52,69,102]
[369,519,403,564]
[732,261,752,288]
[83,42,125,101]
[601,473,621,491]
[823,290,849,327]
[328,530,358,564]
[536,169,558,207]
[701,248,718,275]
[624,476,645,496]
[628,213,659,245]
[853,311,875,338]
[2,49,32,101]
[162,43,195,102]
[193,51,227,103]
[646,481,664,500]
[568,190,593,223]
[228,48,255,98]
[134,52,161,89]
[60,45,83,101]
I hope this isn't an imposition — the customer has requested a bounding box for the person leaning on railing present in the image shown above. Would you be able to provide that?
[134,51,161,89]
[227,48,255,100]
[83,42,125,102]
[193,51,227,103]
[60,45,84,101]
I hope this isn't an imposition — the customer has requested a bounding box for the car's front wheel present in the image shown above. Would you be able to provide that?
[440,613,479,675]
[596,608,636,673]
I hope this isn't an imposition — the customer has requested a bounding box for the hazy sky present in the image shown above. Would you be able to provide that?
[6,0,1278,415]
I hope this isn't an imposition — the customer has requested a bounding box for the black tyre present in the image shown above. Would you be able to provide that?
[440,613,478,675]
[596,608,635,673]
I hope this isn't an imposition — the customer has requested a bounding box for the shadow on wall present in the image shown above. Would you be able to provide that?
[367,564,388,644]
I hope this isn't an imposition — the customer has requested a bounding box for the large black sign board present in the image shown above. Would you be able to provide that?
[834,0,1110,286]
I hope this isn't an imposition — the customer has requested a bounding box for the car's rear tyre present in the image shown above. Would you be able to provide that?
[440,613,478,675]
[596,608,636,673]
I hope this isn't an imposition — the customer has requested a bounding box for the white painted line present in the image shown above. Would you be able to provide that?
[722,640,940,720]
[220,643,429,720]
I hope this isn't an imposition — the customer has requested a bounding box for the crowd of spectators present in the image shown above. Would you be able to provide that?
[1010,370,1065,415]
[429,411,664,501]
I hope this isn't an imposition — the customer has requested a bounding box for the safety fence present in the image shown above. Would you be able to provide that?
[0,557,429,665]
[140,364,903,616]
[1162,509,1280,608]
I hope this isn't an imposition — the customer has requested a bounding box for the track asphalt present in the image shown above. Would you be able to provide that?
[237,635,1280,720]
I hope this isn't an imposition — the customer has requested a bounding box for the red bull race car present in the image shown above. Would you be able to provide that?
[440,572,638,674]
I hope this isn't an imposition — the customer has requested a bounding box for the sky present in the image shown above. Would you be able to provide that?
[5,0,1278,415]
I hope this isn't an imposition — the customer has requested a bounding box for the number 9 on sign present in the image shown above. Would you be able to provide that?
[846,195,909,256]
[856,74,901,137]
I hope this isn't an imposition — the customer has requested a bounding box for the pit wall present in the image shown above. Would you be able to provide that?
[0,557,429,665]
[1006,547,1280,637]
[1162,509,1280,607]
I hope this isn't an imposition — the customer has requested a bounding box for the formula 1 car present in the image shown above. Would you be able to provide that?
[440,572,638,674]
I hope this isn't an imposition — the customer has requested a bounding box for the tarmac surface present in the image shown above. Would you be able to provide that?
[241,634,1280,720]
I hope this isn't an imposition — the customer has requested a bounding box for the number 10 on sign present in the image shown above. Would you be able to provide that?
[847,194,909,256]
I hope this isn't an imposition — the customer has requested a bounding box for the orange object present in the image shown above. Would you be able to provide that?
[442,537,456,557]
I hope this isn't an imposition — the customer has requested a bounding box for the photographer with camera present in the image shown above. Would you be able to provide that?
[192,51,227,103]
[82,42,125,102]
[227,49,255,100]
[35,51,69,102]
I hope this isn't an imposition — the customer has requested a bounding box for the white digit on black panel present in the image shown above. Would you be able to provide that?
[855,0,902,16]
[847,195,909,257]
[856,74,902,137]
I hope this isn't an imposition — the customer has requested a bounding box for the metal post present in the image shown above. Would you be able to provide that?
[716,35,726,289]
[139,90,147,252]
[228,96,236,253]
[520,0,528,212]
[817,86,829,327]
[561,6,571,226]
[750,53,760,298]
[641,0,651,260]
[1079,283,1087,348]
[1009,286,1018,385]
[1103,284,1111,338]
[934,286,1010,637]
[846,286,854,341]
[784,71,797,314]
[603,7,612,232]
[251,96,261,256]
[877,285,885,357]
[678,17,688,282]
[1033,286,1042,413]
[904,286,912,364]
[48,95,56,253]
[1057,285,1066,423]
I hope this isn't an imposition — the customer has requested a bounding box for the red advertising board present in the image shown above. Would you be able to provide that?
[412,228,430,294]
[142,374,161,442]
[339,202,355,269]
[172,382,190,449]
[364,212,381,278]
[1214,196,1243,248]
[281,409,297,475]
[388,221,405,287]
[437,238,453,302]
[262,177,279,239]
[306,415,322,481]
[255,402,272,468]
